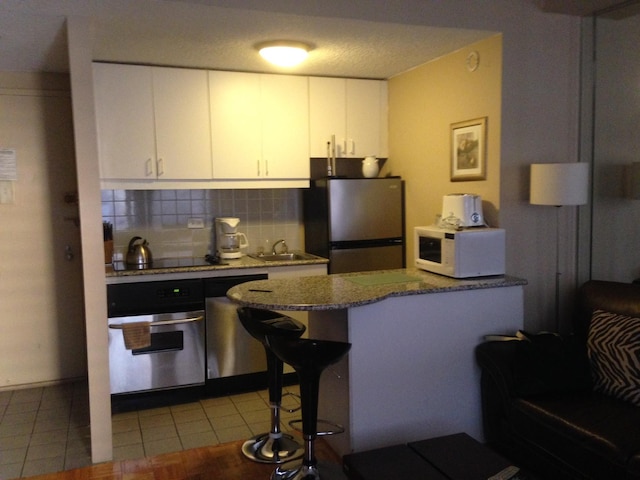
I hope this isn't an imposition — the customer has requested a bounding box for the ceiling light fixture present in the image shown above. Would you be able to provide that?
[257,41,311,67]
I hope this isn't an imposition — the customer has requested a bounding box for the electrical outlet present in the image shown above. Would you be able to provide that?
[187,217,204,229]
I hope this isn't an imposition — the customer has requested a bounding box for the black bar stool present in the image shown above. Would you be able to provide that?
[266,336,351,480]
[237,307,306,464]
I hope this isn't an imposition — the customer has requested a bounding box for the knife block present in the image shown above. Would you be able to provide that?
[104,240,114,265]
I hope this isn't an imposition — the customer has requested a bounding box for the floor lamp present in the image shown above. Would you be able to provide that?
[530,163,589,332]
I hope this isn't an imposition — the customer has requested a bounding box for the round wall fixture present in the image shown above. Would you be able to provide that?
[256,41,312,67]
[466,51,480,72]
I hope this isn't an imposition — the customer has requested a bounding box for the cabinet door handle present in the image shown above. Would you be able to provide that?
[257,159,261,176]
[145,158,154,177]
[265,159,269,177]
[157,158,164,177]
[349,139,355,155]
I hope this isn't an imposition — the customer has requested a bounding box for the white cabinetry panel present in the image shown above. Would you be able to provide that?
[209,71,262,179]
[94,64,212,182]
[94,63,155,180]
[309,77,388,159]
[260,74,309,179]
[346,79,388,158]
[309,77,346,159]
[209,71,309,181]
[152,67,212,180]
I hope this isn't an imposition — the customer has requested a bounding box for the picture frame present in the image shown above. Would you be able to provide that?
[450,117,487,181]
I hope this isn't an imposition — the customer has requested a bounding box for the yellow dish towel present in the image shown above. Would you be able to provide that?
[122,321,151,350]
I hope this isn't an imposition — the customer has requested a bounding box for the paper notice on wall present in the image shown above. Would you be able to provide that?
[0,148,17,180]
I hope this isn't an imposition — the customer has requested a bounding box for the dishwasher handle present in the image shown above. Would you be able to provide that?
[109,315,204,329]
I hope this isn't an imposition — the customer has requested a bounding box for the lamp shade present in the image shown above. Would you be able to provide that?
[530,163,589,206]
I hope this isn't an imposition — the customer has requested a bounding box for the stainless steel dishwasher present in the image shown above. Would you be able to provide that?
[204,274,269,395]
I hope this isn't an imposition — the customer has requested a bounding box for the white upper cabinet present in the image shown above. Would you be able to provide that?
[346,79,388,158]
[309,77,346,159]
[309,77,388,159]
[152,67,212,180]
[95,64,392,189]
[94,63,155,180]
[209,71,309,181]
[208,71,261,179]
[93,63,212,181]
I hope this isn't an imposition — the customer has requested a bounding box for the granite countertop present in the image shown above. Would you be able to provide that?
[105,253,328,278]
[227,268,527,311]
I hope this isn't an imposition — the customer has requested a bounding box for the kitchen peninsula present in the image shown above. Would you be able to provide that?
[227,268,526,456]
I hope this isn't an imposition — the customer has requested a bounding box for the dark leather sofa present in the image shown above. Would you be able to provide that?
[475,280,640,480]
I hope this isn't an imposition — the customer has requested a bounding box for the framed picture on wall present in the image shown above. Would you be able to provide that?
[450,117,487,181]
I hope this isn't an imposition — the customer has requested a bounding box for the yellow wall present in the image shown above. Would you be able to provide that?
[387,35,502,264]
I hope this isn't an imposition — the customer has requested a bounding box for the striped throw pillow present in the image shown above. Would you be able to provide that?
[587,310,640,407]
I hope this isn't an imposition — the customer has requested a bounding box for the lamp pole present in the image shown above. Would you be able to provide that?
[554,205,561,332]
[530,163,589,334]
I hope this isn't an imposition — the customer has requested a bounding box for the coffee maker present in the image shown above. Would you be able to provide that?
[214,217,249,259]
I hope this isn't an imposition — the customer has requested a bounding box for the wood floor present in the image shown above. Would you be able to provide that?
[25,439,343,480]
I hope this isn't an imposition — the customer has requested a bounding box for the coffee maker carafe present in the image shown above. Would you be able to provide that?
[215,217,249,259]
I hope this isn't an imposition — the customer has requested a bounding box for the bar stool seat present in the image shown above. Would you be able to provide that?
[266,336,351,480]
[237,307,306,464]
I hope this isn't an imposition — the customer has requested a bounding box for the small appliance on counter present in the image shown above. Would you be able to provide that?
[125,236,153,269]
[441,193,485,228]
[414,225,505,278]
[214,217,249,259]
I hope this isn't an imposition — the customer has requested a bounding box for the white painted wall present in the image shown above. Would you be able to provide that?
[67,17,113,463]
[591,9,640,283]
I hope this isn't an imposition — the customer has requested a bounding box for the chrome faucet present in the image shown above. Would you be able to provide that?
[272,239,288,255]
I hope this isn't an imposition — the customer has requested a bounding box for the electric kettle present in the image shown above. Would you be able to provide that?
[126,236,153,268]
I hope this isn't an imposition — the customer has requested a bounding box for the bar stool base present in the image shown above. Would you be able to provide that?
[271,460,348,480]
[242,433,304,464]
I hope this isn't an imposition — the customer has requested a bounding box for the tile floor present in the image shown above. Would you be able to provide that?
[0,381,302,479]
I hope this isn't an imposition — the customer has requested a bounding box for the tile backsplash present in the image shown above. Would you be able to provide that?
[101,188,303,260]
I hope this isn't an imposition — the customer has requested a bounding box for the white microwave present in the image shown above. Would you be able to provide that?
[414,225,506,278]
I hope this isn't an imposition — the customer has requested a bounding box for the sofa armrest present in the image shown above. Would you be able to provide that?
[475,334,593,444]
[475,340,521,403]
[477,333,593,398]
[475,340,520,399]
[475,340,520,444]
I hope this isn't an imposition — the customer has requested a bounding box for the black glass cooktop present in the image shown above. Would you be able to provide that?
[113,255,227,271]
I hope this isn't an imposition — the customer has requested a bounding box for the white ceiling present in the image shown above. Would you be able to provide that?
[0,0,494,79]
[0,0,631,78]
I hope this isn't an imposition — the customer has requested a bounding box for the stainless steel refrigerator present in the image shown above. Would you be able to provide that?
[303,177,405,274]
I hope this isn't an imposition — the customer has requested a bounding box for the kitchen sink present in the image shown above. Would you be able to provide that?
[249,252,317,262]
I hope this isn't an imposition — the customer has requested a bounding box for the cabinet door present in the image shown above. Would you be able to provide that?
[346,79,386,158]
[209,71,262,179]
[261,74,310,179]
[94,63,156,179]
[308,77,346,158]
[152,67,212,179]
